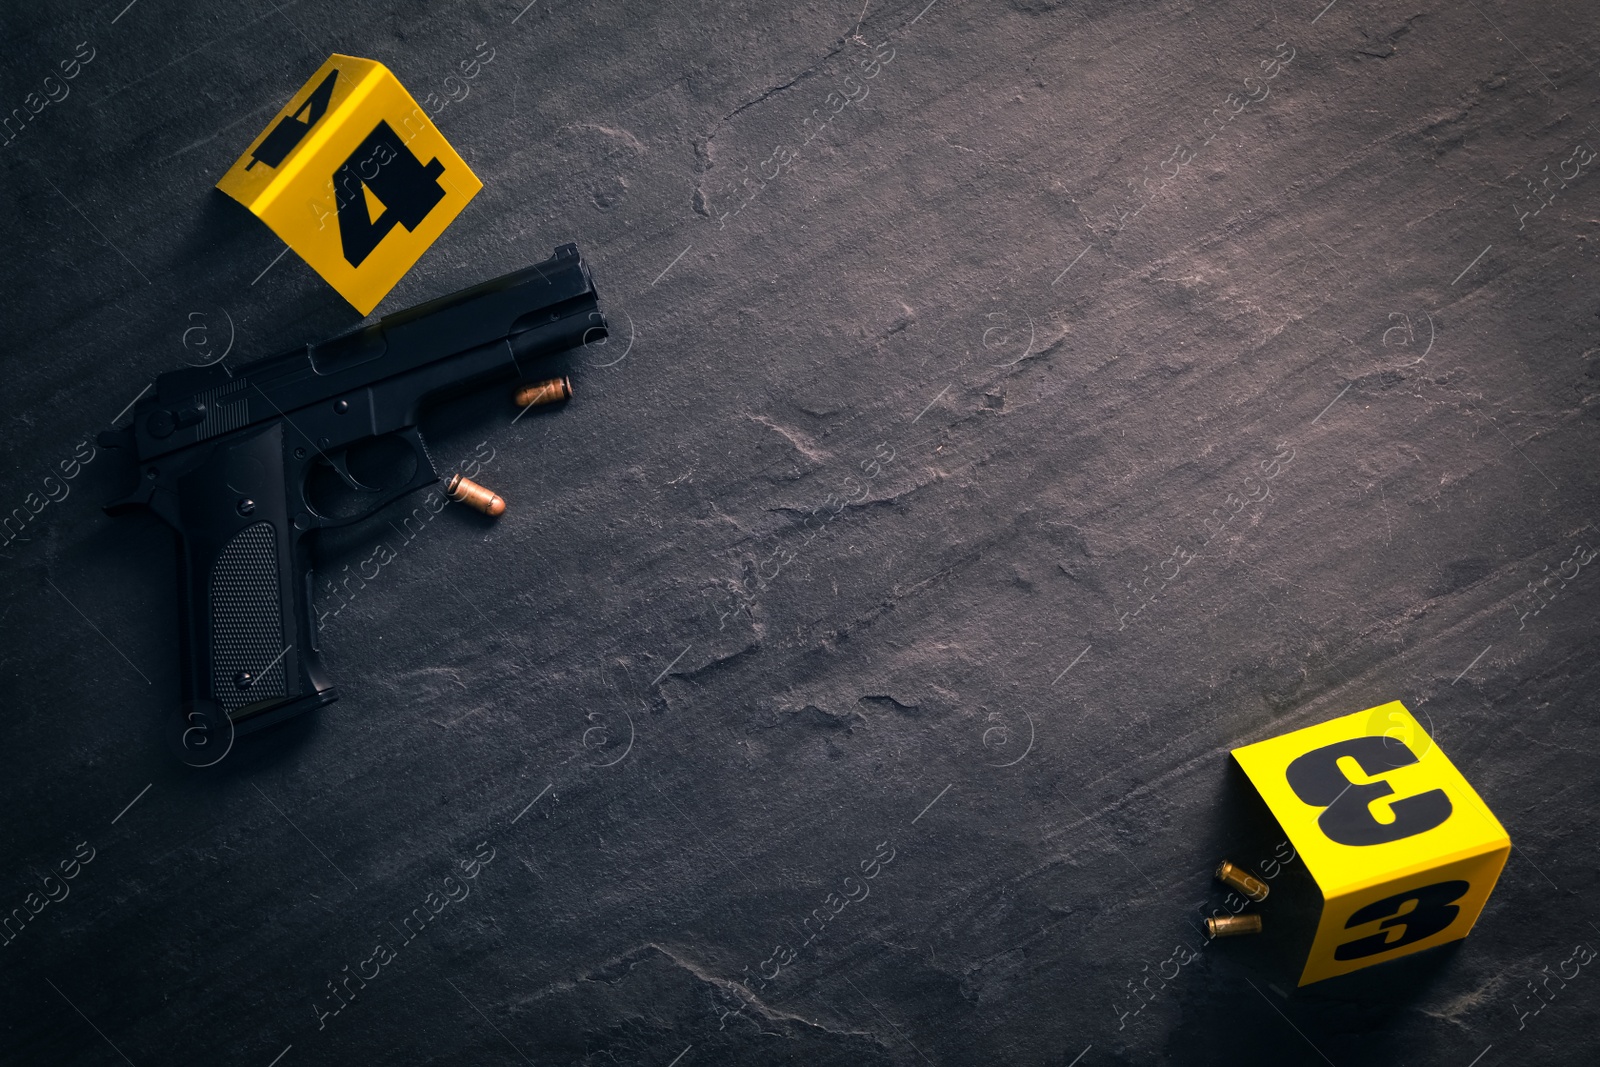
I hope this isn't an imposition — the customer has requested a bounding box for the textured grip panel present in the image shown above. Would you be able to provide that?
[211,521,286,714]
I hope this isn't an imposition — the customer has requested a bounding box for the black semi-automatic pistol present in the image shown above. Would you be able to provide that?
[100,244,605,738]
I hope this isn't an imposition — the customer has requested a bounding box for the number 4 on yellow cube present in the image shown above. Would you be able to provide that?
[1232,701,1510,986]
[216,54,481,314]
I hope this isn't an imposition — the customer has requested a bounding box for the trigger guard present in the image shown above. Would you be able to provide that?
[311,463,440,530]
[293,426,441,531]
[323,451,382,493]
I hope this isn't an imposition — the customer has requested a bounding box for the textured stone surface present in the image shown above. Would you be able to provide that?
[2,1,1599,1064]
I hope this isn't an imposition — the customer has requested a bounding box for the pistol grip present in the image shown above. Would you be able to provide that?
[174,422,336,737]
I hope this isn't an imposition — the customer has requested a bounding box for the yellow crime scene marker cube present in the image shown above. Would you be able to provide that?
[1231,701,1510,986]
[216,54,481,314]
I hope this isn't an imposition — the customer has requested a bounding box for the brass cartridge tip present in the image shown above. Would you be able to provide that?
[445,473,506,517]
[1204,914,1263,939]
[1215,860,1270,902]
[513,375,573,409]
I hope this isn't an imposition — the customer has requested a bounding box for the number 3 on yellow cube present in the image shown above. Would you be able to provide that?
[216,54,482,314]
[1232,701,1510,985]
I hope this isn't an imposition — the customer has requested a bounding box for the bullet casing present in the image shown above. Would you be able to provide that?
[1205,914,1263,938]
[1215,860,1270,902]
[446,473,506,517]
[513,375,572,408]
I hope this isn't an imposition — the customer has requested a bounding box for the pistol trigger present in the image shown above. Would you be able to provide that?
[397,425,440,483]
[305,428,442,530]
[340,458,440,527]
[324,448,379,492]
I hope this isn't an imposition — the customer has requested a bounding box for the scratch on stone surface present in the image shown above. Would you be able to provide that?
[576,943,881,1038]
[859,693,922,715]
[561,122,646,155]
[673,640,761,682]
[1068,551,1557,810]
[1417,972,1508,1027]
[1005,331,1066,368]
[767,490,902,519]
[790,703,870,730]
[888,549,985,604]
[799,546,985,652]
[705,501,758,540]
[158,99,281,163]
[717,41,850,129]
[722,76,808,126]
[746,414,827,464]
[584,942,691,984]
[400,665,471,691]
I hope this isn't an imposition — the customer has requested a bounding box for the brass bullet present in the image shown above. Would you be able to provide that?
[1205,914,1263,939]
[446,473,506,517]
[1215,860,1270,902]
[513,375,572,409]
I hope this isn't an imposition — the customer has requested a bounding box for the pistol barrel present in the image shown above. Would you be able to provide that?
[112,245,602,464]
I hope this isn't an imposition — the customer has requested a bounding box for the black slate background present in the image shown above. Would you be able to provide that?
[3,1,1599,1065]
